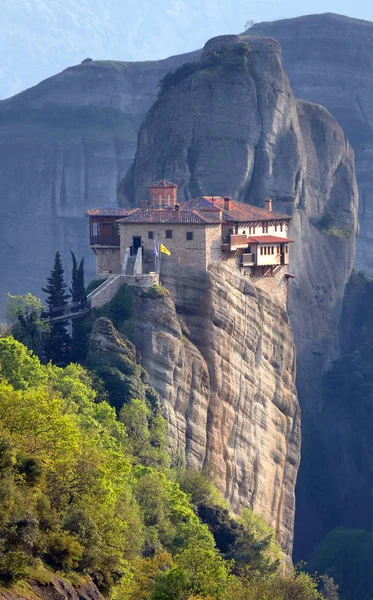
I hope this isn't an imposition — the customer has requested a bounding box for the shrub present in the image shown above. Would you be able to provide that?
[86,278,106,295]
[0,550,29,585]
[44,530,83,571]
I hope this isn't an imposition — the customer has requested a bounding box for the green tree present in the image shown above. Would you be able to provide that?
[6,293,49,361]
[70,251,88,362]
[69,251,86,304]
[42,251,71,363]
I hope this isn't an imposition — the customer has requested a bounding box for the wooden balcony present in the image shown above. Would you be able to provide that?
[90,217,120,247]
[221,233,248,251]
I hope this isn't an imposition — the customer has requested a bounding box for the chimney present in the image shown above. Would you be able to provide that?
[141,199,148,209]
[224,196,232,211]
[265,197,272,212]
[211,195,215,205]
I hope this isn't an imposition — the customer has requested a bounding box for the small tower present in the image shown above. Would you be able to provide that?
[148,180,178,209]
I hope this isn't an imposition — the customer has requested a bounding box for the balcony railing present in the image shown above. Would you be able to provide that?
[90,232,120,247]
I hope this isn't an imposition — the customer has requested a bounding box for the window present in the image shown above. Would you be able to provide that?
[167,194,171,207]
[116,223,120,235]
[253,226,256,234]
[93,222,98,235]
[275,224,277,232]
[262,224,269,234]
[280,224,283,232]
[286,245,288,253]
[159,194,162,207]
[148,231,154,239]
[166,230,172,239]
[264,247,267,255]
[248,245,251,253]
[271,246,274,254]
[186,231,193,241]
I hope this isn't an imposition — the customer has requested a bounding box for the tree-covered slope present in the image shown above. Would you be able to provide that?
[0,333,324,600]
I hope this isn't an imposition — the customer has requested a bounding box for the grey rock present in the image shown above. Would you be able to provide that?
[0,52,198,316]
[121,33,358,413]
[130,264,300,558]
[246,13,373,274]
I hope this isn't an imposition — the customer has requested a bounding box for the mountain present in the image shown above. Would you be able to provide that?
[246,13,373,275]
[0,50,197,316]
[121,32,359,558]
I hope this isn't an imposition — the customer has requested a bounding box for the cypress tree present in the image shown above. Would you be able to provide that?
[70,251,88,362]
[69,251,86,304]
[42,251,70,364]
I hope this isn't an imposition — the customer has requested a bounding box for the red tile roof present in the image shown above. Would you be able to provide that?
[117,209,219,224]
[85,208,133,217]
[247,235,294,244]
[183,197,290,222]
[148,179,178,188]
[86,196,291,225]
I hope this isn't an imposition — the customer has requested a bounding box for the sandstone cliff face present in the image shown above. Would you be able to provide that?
[121,33,358,410]
[129,264,300,558]
[0,52,197,316]
[247,13,373,274]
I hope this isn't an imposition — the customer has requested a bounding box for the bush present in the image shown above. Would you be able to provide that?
[44,530,83,571]
[98,285,132,327]
[146,285,170,299]
[86,278,106,295]
[0,550,29,585]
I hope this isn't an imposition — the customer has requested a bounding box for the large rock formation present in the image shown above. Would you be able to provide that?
[121,33,359,558]
[0,51,197,316]
[126,264,300,558]
[246,13,373,274]
[121,33,358,408]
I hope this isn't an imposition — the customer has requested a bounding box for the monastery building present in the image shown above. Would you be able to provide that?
[86,180,293,280]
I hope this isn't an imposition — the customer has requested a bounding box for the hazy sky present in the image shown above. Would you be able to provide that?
[1,0,372,99]
[243,0,373,23]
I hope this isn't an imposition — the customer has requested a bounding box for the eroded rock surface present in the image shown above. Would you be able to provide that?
[121,33,358,410]
[129,264,300,558]
[0,574,103,600]
[247,13,372,273]
[0,52,198,315]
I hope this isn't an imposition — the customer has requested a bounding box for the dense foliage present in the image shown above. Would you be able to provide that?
[0,336,325,599]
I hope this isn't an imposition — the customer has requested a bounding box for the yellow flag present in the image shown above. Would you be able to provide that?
[160,243,171,256]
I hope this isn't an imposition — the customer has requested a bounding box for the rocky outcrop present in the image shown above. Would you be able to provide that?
[128,264,300,558]
[0,573,103,600]
[0,51,197,316]
[121,34,359,559]
[121,33,358,409]
[246,13,373,274]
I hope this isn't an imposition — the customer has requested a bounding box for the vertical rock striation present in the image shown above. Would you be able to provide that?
[121,33,358,408]
[247,13,373,274]
[130,264,300,558]
[0,52,198,315]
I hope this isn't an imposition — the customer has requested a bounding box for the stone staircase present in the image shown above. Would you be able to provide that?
[126,255,136,275]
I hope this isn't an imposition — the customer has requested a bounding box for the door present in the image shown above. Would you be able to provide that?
[133,236,142,254]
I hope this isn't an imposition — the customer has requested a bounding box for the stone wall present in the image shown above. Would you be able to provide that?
[119,222,222,271]
[94,247,121,275]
